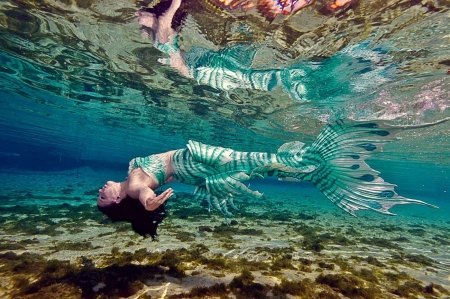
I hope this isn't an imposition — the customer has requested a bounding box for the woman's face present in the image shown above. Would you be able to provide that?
[97,181,122,207]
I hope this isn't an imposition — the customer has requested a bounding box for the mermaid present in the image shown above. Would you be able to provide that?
[136,0,309,102]
[97,120,440,238]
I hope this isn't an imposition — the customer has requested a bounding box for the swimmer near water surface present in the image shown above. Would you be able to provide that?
[97,120,447,239]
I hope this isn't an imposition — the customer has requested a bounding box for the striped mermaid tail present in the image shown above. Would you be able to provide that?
[295,121,439,216]
[181,120,440,219]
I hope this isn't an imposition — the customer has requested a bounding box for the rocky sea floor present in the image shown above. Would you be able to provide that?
[1,167,450,299]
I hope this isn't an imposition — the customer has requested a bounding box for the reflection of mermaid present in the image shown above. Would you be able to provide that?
[211,0,315,19]
[97,120,439,238]
[209,0,355,16]
[136,0,308,101]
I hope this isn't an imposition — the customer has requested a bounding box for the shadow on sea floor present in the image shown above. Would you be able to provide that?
[1,168,450,298]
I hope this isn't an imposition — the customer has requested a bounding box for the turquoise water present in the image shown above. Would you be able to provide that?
[1,0,450,298]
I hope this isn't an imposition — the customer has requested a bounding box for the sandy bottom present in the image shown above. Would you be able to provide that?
[1,167,450,299]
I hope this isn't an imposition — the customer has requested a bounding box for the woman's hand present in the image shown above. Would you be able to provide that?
[144,188,174,211]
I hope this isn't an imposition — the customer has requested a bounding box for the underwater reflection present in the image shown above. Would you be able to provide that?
[136,0,309,102]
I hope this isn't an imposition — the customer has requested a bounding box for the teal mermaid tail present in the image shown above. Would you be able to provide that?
[297,121,438,215]
[279,68,307,102]
[173,121,440,219]
[186,140,265,217]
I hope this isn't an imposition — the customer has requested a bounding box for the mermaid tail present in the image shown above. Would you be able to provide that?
[181,121,441,219]
[297,121,438,215]
[187,141,265,217]
[279,68,308,102]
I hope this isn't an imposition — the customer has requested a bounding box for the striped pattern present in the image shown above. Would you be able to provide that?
[186,46,305,101]
[129,154,167,186]
[170,121,437,219]
[301,121,438,215]
[171,149,218,186]
[194,66,279,93]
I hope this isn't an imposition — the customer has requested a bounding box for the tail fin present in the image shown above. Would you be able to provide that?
[302,120,438,216]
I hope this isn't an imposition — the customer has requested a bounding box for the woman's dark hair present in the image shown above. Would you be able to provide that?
[98,196,168,239]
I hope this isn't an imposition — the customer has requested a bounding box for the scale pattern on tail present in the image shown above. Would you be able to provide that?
[301,121,438,216]
[182,141,267,217]
[171,120,439,219]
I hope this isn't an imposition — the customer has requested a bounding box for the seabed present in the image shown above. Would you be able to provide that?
[1,168,449,299]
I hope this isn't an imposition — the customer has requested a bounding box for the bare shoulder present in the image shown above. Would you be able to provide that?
[130,166,164,191]
[127,168,152,189]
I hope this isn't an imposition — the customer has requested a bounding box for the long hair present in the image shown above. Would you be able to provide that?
[97,196,168,239]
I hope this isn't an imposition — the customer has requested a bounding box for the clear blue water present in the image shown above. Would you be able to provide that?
[1,0,450,298]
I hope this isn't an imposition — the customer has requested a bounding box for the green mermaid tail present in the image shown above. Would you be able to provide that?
[186,140,264,217]
[297,121,438,216]
[173,121,439,218]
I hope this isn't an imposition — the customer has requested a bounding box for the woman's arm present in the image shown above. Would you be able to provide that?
[160,0,182,23]
[156,0,182,44]
[138,187,174,211]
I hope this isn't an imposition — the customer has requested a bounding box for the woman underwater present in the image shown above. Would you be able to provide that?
[98,0,443,238]
[135,0,310,102]
[97,120,441,238]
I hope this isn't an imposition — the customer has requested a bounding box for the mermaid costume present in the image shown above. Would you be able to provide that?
[129,154,167,186]
[155,33,308,102]
[133,121,437,218]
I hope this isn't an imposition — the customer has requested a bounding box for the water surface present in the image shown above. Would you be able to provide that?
[1,0,450,298]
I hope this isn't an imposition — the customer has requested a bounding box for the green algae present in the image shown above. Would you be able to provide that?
[345,226,362,237]
[318,261,335,270]
[260,210,293,222]
[229,269,268,299]
[1,241,448,299]
[316,273,381,299]
[391,236,410,242]
[174,231,196,242]
[390,280,449,298]
[293,223,355,252]
[0,243,25,250]
[0,203,104,237]
[220,241,238,250]
[432,234,450,246]
[359,237,403,250]
[328,256,354,272]
[365,256,386,267]
[169,270,269,299]
[52,240,98,251]
[389,252,437,268]
[302,236,325,252]
[378,224,405,232]
[319,232,356,246]
[382,270,411,282]
[270,254,296,271]
[198,225,213,232]
[408,228,427,237]
[0,188,448,298]
[229,219,239,225]
[171,205,210,220]
[404,253,436,267]
[169,283,228,299]
[272,278,313,297]
[355,268,379,283]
